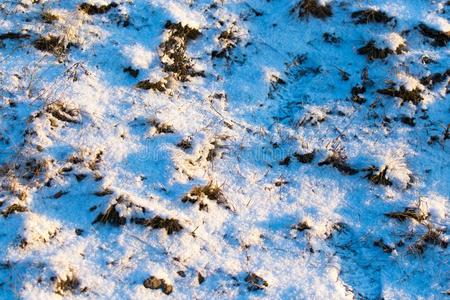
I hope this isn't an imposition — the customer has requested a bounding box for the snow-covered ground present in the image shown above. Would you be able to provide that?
[0,0,449,299]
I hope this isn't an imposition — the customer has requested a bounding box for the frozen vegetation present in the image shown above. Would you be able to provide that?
[0,0,449,299]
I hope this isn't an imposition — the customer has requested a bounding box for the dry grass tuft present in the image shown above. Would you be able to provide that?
[46,101,80,124]
[92,204,125,226]
[291,0,332,20]
[34,35,67,56]
[182,182,232,211]
[136,78,168,92]
[357,41,393,60]
[377,86,423,105]
[133,216,183,235]
[79,2,118,15]
[160,21,204,82]
[2,204,27,217]
[245,273,268,291]
[54,274,81,295]
[143,276,173,295]
[364,166,392,186]
[351,9,393,24]
[418,23,449,47]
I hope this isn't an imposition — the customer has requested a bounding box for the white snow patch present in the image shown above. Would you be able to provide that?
[122,44,155,69]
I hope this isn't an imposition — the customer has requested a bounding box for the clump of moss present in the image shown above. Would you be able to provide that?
[79,2,118,15]
[160,21,204,82]
[351,9,393,24]
[182,182,232,211]
[418,23,449,47]
[291,0,332,20]
[357,41,393,60]
[133,216,183,235]
[377,86,423,105]
[34,35,67,56]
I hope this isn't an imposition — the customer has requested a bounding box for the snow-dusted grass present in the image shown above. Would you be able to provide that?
[0,0,449,299]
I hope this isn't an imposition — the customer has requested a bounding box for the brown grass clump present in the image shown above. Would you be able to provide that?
[46,101,80,124]
[357,41,393,60]
[364,166,392,186]
[0,32,30,40]
[41,12,59,24]
[418,23,449,47]
[136,78,168,92]
[2,204,27,217]
[182,182,232,211]
[148,118,174,134]
[420,70,450,88]
[293,151,315,164]
[133,216,183,235]
[385,206,428,223]
[92,204,126,226]
[351,84,366,104]
[377,86,423,105]
[123,66,139,78]
[351,9,393,24]
[54,274,81,295]
[212,29,239,60]
[160,21,204,82]
[318,154,358,175]
[245,273,268,291]
[291,0,332,19]
[34,35,67,56]
[79,2,118,15]
[143,276,173,295]
[291,221,312,232]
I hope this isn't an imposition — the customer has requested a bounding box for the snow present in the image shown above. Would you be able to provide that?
[0,0,449,299]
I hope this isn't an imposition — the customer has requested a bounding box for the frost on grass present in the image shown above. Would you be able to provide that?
[0,0,449,298]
